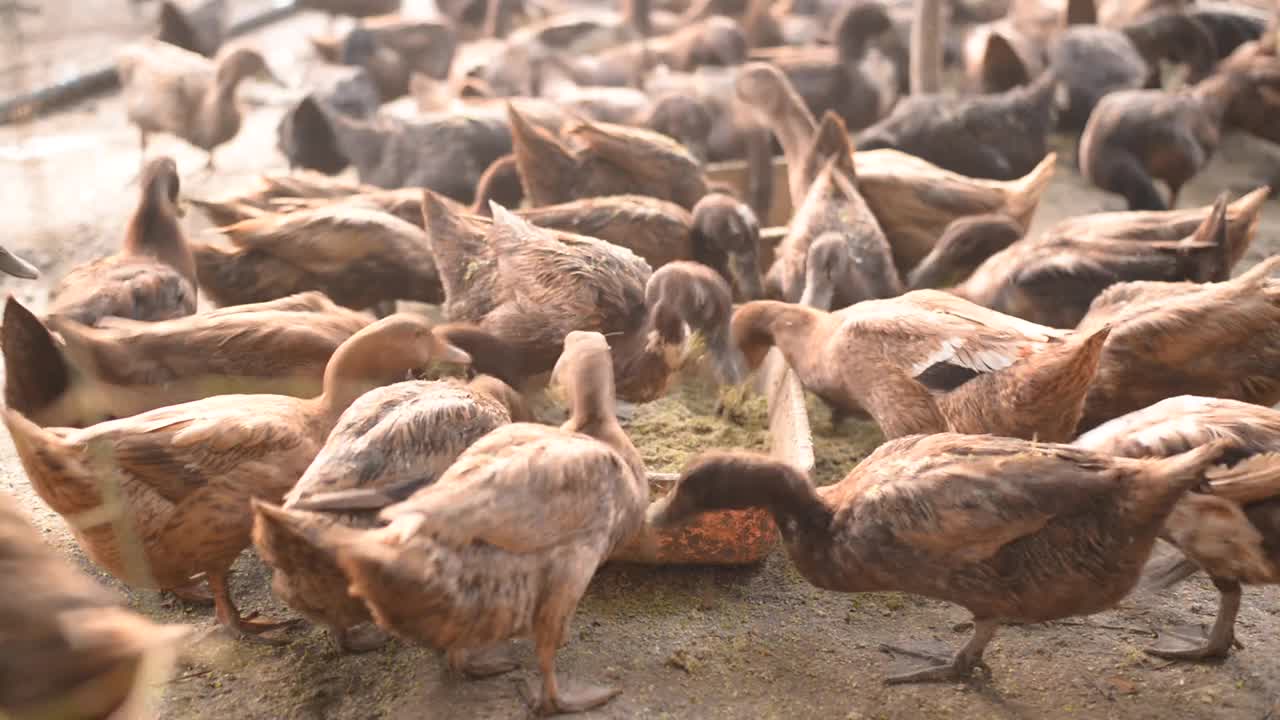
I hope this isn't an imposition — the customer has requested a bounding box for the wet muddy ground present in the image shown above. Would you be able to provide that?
[1,2,1279,718]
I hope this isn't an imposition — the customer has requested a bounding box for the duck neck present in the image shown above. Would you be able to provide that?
[1193,70,1247,127]
[560,361,645,477]
[662,457,864,590]
[123,182,195,287]
[761,89,817,196]
[736,301,828,381]
[199,60,248,143]
[315,338,404,422]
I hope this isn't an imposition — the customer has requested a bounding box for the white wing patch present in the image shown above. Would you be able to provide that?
[911,337,1018,378]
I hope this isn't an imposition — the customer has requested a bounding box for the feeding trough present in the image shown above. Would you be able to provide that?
[611,160,813,566]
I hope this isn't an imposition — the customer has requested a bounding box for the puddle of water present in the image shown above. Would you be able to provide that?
[0,133,99,161]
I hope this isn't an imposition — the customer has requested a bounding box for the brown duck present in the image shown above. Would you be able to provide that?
[508,105,709,210]
[191,203,443,312]
[251,374,527,653]
[749,2,903,131]
[953,190,1267,328]
[2,314,471,640]
[430,188,765,301]
[427,199,743,401]
[115,40,281,169]
[764,112,901,307]
[0,493,190,720]
[1080,60,1254,210]
[1222,31,1280,145]
[3,292,371,428]
[732,290,1110,439]
[1050,12,1219,129]
[1075,395,1280,660]
[333,331,647,714]
[647,435,1228,682]
[48,156,197,326]
[1074,253,1280,431]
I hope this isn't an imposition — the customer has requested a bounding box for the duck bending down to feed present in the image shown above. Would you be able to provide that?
[331,331,647,715]
[1075,396,1280,660]
[2,315,472,642]
[647,435,1228,683]
[730,290,1110,440]
[1074,253,1280,430]
[47,156,197,327]
[426,197,743,402]
[250,374,529,653]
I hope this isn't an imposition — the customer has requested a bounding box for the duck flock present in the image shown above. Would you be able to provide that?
[1,0,1279,716]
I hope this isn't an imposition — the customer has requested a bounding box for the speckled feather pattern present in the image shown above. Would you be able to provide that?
[339,424,646,653]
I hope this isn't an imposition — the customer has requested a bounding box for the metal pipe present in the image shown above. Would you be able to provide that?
[0,0,298,126]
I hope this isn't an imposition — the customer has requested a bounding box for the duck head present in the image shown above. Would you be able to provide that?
[643,93,714,163]
[832,1,894,64]
[798,232,872,310]
[647,450,820,529]
[550,330,619,431]
[690,192,763,301]
[467,374,534,422]
[126,155,197,287]
[0,247,38,279]
[323,314,472,411]
[645,260,746,386]
[905,214,1025,291]
[730,299,821,372]
[217,46,284,88]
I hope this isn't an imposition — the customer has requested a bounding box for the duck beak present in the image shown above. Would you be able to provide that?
[645,492,676,528]
[258,66,287,88]
[729,252,764,302]
[708,328,747,386]
[0,247,39,279]
[437,342,472,366]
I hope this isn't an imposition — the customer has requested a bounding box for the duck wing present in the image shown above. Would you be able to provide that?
[848,291,1063,393]
[93,397,313,505]
[218,206,431,272]
[845,434,1120,563]
[379,425,631,554]
[490,207,650,339]
[285,382,505,505]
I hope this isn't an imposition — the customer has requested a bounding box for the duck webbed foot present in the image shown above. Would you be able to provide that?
[210,572,299,645]
[1146,579,1243,660]
[167,579,215,606]
[880,619,997,684]
[331,623,389,654]
[447,643,520,678]
[523,628,619,715]
[522,674,621,716]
